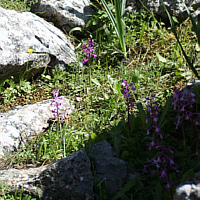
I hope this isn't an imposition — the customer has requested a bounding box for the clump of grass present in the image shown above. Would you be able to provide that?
[0,0,32,12]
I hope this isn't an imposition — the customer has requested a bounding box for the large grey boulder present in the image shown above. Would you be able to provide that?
[86,140,128,196]
[127,0,200,23]
[0,96,73,159]
[27,0,95,33]
[0,149,94,200]
[0,6,76,81]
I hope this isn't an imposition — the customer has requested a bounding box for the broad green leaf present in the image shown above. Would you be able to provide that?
[109,120,125,156]
[136,102,144,113]
[156,52,167,63]
[107,74,114,85]
[91,78,101,86]
[196,44,200,52]
[139,110,147,130]
[112,79,119,94]
[91,133,97,140]
[172,16,178,23]
[103,92,109,100]
[159,96,173,127]
[181,168,194,183]
[154,182,163,200]
[112,177,141,200]
[116,82,123,96]
[129,114,136,133]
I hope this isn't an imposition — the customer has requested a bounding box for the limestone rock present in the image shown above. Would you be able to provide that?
[0,148,94,200]
[0,96,73,159]
[0,6,76,81]
[86,140,128,196]
[0,139,141,199]
[127,0,200,23]
[27,0,95,33]
[173,172,200,200]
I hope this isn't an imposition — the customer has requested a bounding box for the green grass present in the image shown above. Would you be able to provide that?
[0,1,200,199]
[0,0,31,12]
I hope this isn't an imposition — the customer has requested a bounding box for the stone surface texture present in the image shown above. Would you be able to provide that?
[27,0,95,32]
[127,0,200,23]
[86,140,128,196]
[0,97,73,159]
[0,6,76,81]
[173,172,200,200]
[0,149,94,200]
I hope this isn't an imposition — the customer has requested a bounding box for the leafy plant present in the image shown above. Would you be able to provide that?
[100,0,127,57]
[160,0,200,79]
[0,77,32,104]
[2,1,200,199]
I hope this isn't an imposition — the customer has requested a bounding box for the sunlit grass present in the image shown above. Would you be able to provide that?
[0,1,199,199]
[0,0,30,12]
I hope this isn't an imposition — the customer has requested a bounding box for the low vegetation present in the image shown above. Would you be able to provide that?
[0,0,200,199]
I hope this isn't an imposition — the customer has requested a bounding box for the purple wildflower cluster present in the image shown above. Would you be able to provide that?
[172,89,199,129]
[143,95,179,189]
[120,79,136,107]
[50,87,64,119]
[82,38,97,64]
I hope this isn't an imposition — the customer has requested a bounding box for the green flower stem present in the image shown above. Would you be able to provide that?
[88,60,91,88]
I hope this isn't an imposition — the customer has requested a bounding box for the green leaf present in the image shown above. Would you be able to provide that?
[103,92,109,100]
[172,16,178,23]
[107,74,120,94]
[112,79,119,94]
[181,168,194,183]
[159,96,173,127]
[69,27,83,37]
[107,74,114,85]
[156,52,167,63]
[196,44,200,52]
[136,102,144,113]
[91,133,97,140]
[112,177,141,200]
[174,49,183,67]
[109,120,125,156]
[91,78,101,86]
[154,182,163,200]
[37,143,43,160]
[139,23,145,43]
[101,0,127,57]
[116,82,122,97]
[139,110,147,130]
